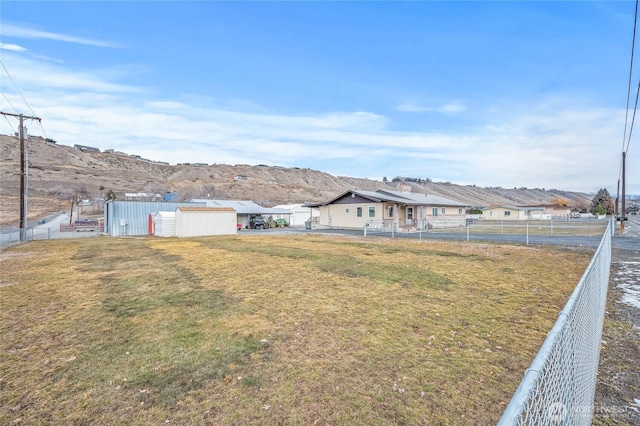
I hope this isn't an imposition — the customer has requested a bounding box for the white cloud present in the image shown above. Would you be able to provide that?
[0,48,637,194]
[0,42,27,52]
[2,53,142,93]
[396,100,466,114]
[2,22,119,48]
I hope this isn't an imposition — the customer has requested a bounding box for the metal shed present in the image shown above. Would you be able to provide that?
[175,207,237,237]
[105,201,205,236]
[153,211,176,237]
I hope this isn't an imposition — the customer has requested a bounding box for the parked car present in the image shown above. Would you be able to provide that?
[75,219,99,226]
[247,216,268,229]
[74,218,99,232]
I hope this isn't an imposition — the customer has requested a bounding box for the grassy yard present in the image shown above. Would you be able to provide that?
[0,235,593,425]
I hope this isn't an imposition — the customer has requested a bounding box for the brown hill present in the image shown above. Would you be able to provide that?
[0,134,592,226]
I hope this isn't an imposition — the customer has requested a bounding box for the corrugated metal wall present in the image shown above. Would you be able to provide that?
[105,201,205,236]
[175,209,237,237]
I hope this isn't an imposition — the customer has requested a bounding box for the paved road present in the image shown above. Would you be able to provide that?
[0,213,101,248]
[302,221,640,251]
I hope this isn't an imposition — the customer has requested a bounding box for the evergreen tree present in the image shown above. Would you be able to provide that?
[589,188,613,215]
[105,189,117,201]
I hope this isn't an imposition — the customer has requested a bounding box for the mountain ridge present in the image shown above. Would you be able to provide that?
[0,134,592,226]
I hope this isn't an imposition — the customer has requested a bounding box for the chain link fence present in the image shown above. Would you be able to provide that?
[498,219,613,425]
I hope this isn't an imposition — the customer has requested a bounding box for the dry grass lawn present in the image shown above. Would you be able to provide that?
[0,235,593,425]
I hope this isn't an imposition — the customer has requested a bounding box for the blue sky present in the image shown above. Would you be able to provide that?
[1,1,638,194]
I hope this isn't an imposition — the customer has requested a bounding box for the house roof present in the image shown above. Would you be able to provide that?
[190,199,290,215]
[377,190,469,207]
[482,205,546,212]
[519,204,570,209]
[309,189,469,207]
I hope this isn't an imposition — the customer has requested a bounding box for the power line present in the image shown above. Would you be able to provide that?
[36,121,48,139]
[625,77,640,154]
[622,0,638,157]
[1,91,18,114]
[615,0,638,199]
[1,60,48,138]
[0,60,40,120]
[616,0,639,227]
[622,0,638,156]
[2,114,17,133]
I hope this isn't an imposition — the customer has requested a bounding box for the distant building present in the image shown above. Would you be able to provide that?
[482,206,545,221]
[518,204,572,220]
[124,192,162,201]
[73,144,100,153]
[163,193,180,202]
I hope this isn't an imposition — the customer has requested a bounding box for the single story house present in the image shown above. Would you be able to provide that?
[518,204,572,220]
[309,189,469,230]
[482,206,546,221]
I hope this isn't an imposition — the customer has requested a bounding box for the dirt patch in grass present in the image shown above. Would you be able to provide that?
[0,235,593,425]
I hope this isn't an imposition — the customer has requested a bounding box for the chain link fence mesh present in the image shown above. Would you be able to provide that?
[498,219,612,425]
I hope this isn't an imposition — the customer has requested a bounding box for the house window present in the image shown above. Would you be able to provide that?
[504,211,511,216]
[458,208,463,215]
[407,207,413,220]
[432,207,438,217]
[357,207,362,217]
[388,206,394,217]
[345,208,350,214]
[441,207,446,214]
[369,207,376,218]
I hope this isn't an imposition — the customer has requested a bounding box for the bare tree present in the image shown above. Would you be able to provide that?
[145,182,170,198]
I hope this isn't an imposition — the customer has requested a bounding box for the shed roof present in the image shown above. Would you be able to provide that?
[176,207,236,213]
[190,199,289,215]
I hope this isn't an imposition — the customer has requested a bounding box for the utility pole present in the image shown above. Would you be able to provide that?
[621,151,626,233]
[615,179,620,217]
[0,111,42,242]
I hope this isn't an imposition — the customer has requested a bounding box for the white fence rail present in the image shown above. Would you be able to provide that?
[498,219,613,425]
